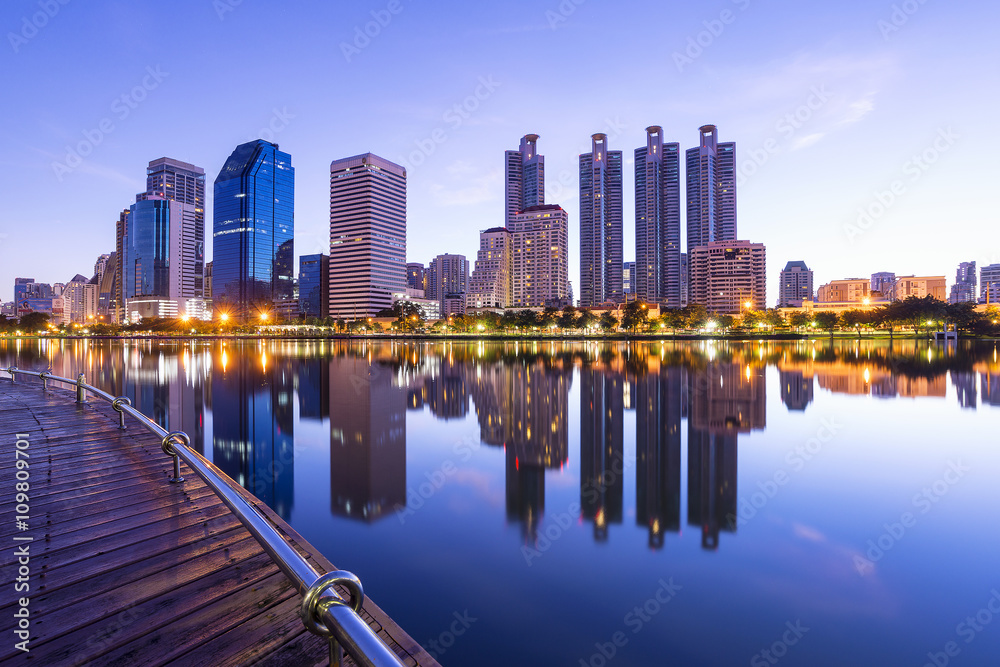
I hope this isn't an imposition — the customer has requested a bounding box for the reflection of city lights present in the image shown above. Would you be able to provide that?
[745,364,751,381]
[221,350,228,371]
[863,368,870,384]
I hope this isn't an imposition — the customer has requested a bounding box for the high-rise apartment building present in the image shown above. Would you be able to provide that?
[579,133,623,306]
[509,204,570,308]
[688,240,766,313]
[505,134,544,227]
[778,261,813,307]
[979,264,1000,304]
[467,227,513,310]
[213,140,294,320]
[329,153,406,318]
[114,209,129,323]
[686,125,736,251]
[635,126,681,307]
[949,261,977,304]
[426,254,469,305]
[622,261,635,296]
[299,254,329,319]
[871,272,896,299]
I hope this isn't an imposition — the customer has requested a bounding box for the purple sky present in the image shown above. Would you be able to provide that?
[1,0,997,303]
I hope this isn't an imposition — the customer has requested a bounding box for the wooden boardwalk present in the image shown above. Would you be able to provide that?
[0,377,438,666]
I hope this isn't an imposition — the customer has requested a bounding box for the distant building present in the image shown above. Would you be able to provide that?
[777,261,814,307]
[622,261,635,296]
[467,227,513,310]
[505,134,545,228]
[871,272,896,300]
[688,240,766,313]
[894,275,946,301]
[510,204,570,308]
[981,264,1000,304]
[97,252,117,320]
[635,126,682,307]
[816,278,869,304]
[579,133,623,306]
[329,153,406,319]
[406,263,425,292]
[949,261,977,304]
[299,254,329,319]
[426,253,468,315]
[214,140,294,320]
[392,290,441,320]
[442,293,467,317]
[679,253,688,308]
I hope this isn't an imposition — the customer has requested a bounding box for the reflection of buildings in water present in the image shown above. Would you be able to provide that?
[580,368,624,541]
[329,357,406,523]
[686,363,740,550]
[505,448,545,541]
[212,349,294,519]
[983,373,1000,407]
[425,363,469,420]
[687,428,738,551]
[467,359,571,539]
[296,360,329,420]
[635,366,682,549]
[689,362,766,433]
[779,369,814,412]
[951,371,977,409]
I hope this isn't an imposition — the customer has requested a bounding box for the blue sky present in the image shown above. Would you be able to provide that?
[1,0,997,303]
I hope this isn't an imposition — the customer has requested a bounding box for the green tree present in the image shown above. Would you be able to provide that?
[788,311,810,330]
[578,310,598,330]
[516,309,538,331]
[739,310,761,330]
[717,314,735,332]
[500,310,519,332]
[621,301,649,332]
[18,312,51,331]
[558,306,579,330]
[599,311,619,332]
[538,307,559,331]
[840,309,867,338]
[683,305,708,330]
[660,309,685,334]
[813,311,839,335]
[764,309,785,329]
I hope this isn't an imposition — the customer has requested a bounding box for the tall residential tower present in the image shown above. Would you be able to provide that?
[579,133,623,306]
[635,126,681,307]
[505,134,545,227]
[686,125,736,250]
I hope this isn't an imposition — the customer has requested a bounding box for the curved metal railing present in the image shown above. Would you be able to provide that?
[3,365,406,667]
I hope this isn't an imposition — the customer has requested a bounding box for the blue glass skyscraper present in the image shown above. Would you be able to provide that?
[298,253,328,319]
[213,140,294,320]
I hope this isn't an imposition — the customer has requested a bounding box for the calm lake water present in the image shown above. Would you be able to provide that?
[3,338,1000,666]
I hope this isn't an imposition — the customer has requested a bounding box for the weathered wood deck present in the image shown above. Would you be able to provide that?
[0,377,438,666]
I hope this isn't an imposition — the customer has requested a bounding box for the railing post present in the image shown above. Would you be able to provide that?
[112,396,131,429]
[7,366,15,383]
[160,432,188,484]
[76,373,87,403]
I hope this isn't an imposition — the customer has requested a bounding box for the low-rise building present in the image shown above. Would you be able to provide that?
[816,278,869,303]
[894,275,946,301]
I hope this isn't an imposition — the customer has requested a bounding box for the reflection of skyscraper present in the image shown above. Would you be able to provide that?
[951,371,977,409]
[296,359,329,420]
[687,429,737,550]
[212,347,295,519]
[329,357,406,522]
[426,361,469,420]
[505,448,545,542]
[580,368,624,541]
[687,363,741,550]
[779,369,814,411]
[982,372,1000,407]
[636,366,682,549]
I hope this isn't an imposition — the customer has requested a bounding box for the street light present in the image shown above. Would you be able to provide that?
[260,312,269,322]
[220,312,229,322]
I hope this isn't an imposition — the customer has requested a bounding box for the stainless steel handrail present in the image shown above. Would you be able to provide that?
[3,366,406,667]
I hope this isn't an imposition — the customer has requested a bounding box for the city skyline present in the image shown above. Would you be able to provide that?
[2,1,994,304]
